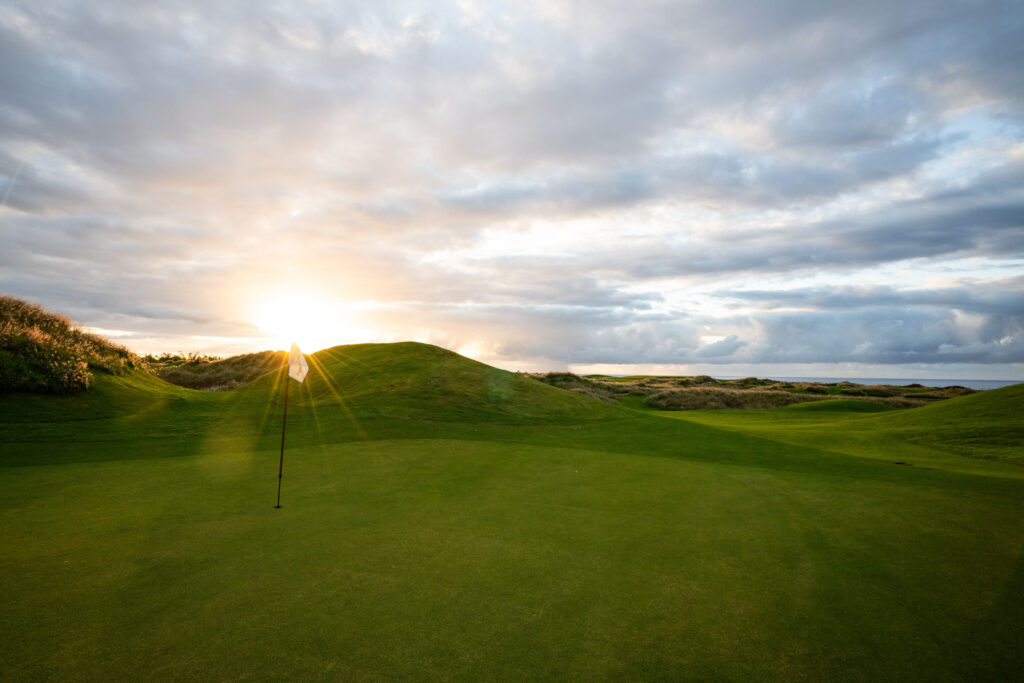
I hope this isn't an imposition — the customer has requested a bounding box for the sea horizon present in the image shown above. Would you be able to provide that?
[711,376,1022,391]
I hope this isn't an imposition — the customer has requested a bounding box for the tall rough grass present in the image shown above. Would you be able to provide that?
[644,387,924,410]
[0,294,140,394]
[148,350,286,391]
[644,387,828,410]
[530,372,624,403]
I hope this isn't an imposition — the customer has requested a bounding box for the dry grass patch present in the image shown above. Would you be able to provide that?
[1,294,140,394]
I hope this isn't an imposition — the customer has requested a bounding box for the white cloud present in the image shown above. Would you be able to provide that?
[0,0,1022,377]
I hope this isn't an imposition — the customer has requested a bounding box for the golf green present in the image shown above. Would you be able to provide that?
[2,343,1022,680]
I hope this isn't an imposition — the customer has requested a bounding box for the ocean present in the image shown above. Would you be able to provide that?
[713,377,1022,391]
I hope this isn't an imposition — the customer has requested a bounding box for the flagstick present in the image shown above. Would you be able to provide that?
[275,370,290,508]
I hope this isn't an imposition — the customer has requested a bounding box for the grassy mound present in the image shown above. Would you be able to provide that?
[150,350,286,391]
[672,382,1024,470]
[885,381,1024,425]
[644,386,826,410]
[0,294,140,394]
[269,343,629,425]
[873,382,1024,462]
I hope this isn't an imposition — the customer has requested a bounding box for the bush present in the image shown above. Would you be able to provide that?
[644,388,828,411]
[1,295,141,395]
[860,385,900,397]
[531,372,621,403]
[732,377,774,388]
[150,350,286,390]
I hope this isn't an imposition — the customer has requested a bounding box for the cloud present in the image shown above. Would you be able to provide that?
[1,0,1022,373]
[723,277,1024,314]
[697,334,748,359]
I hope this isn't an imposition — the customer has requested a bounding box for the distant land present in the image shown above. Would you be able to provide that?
[710,376,1021,391]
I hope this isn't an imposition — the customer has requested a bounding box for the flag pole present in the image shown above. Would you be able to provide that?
[275,343,307,509]
[275,366,290,508]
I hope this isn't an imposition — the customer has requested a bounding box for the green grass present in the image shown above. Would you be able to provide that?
[668,386,1024,475]
[2,342,1023,680]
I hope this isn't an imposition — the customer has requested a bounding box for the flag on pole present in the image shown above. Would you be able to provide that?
[276,342,307,508]
[289,342,308,383]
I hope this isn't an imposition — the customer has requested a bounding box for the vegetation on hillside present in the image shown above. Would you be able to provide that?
[644,386,826,410]
[526,372,622,403]
[532,371,970,410]
[146,350,286,391]
[0,294,140,394]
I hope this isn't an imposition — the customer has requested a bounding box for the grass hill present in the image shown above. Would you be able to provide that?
[148,350,287,391]
[0,294,140,393]
[671,382,1024,471]
[0,341,630,467]
[272,343,629,424]
[873,383,1024,463]
[1,325,1022,680]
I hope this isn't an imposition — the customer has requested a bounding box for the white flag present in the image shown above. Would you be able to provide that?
[288,342,308,383]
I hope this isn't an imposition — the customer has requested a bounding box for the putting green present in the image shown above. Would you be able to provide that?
[2,343,1022,680]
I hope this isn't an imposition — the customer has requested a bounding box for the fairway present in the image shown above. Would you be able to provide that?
[3,343,1023,680]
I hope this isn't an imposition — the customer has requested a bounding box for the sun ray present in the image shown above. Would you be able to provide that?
[298,376,338,480]
[306,351,369,441]
[254,361,288,446]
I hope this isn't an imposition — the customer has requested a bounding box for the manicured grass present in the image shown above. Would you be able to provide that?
[669,385,1024,476]
[2,343,1023,680]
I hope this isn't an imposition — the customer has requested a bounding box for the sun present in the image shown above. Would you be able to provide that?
[252,290,372,352]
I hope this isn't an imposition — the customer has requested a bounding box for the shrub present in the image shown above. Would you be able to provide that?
[1,294,141,395]
[149,350,286,391]
[860,385,900,397]
[644,388,828,411]
[732,377,774,388]
[531,372,621,403]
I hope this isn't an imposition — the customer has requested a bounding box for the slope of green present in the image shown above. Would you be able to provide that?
[2,342,1023,680]
[875,383,1024,460]
[777,399,898,414]
[668,383,1024,474]
[286,342,630,425]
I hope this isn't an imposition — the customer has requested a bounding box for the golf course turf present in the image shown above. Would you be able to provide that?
[2,342,1023,680]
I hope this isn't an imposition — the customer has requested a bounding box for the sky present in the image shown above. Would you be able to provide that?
[1,0,1023,380]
